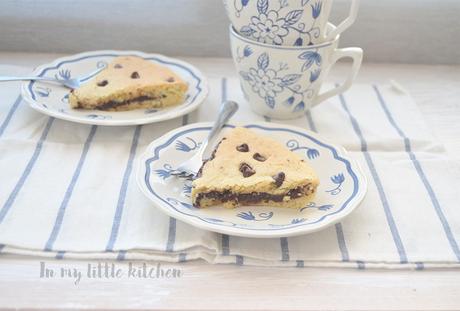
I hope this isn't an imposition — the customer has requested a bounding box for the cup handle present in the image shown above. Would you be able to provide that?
[326,0,360,40]
[312,47,363,107]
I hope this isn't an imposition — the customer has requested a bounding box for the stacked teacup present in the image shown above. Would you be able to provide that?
[224,0,363,119]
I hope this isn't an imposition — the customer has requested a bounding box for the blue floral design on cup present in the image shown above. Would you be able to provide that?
[232,0,324,46]
[225,0,361,46]
[239,52,315,110]
[245,10,290,45]
[230,23,363,120]
[235,45,254,63]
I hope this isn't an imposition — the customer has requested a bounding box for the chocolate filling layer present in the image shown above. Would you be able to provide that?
[194,184,314,207]
[96,95,161,110]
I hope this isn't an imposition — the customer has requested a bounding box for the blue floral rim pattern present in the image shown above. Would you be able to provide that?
[143,124,360,231]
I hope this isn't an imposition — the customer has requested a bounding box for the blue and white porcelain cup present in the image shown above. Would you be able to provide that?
[230,24,363,119]
[223,0,360,46]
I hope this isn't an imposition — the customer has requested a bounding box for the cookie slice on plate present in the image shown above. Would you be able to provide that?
[69,56,188,111]
[192,127,319,209]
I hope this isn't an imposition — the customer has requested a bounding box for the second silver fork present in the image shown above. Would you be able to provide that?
[0,63,107,89]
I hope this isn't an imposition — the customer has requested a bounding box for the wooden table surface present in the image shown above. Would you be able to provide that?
[0,53,459,310]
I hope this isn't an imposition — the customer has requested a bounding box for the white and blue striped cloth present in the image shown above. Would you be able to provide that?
[1,65,459,269]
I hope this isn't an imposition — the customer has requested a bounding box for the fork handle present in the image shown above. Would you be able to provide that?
[0,76,57,83]
[207,100,239,142]
[199,100,239,155]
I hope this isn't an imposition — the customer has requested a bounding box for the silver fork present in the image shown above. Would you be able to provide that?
[171,100,239,179]
[0,63,107,89]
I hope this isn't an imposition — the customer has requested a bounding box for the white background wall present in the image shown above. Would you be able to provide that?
[0,0,459,64]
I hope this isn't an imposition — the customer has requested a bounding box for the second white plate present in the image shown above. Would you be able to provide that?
[136,122,368,238]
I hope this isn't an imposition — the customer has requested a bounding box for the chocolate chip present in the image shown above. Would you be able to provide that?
[253,153,266,162]
[272,172,285,188]
[239,163,255,178]
[306,184,315,195]
[97,80,108,87]
[166,77,175,83]
[236,143,249,152]
[131,72,140,79]
[114,64,123,68]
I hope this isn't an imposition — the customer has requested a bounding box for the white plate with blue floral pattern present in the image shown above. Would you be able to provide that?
[136,122,367,238]
[20,50,208,126]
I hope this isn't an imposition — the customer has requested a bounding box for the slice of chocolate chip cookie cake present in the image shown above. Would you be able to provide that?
[69,56,188,111]
[192,127,319,209]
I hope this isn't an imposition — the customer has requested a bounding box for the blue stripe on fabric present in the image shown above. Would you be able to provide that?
[165,114,190,253]
[222,77,243,266]
[117,250,127,261]
[357,260,365,269]
[178,252,187,262]
[182,114,189,126]
[338,92,408,264]
[263,116,291,263]
[55,251,65,259]
[0,117,55,224]
[220,78,239,263]
[306,109,350,262]
[44,125,98,251]
[296,260,305,268]
[373,85,460,262]
[106,125,142,251]
[415,262,425,270]
[222,234,230,255]
[280,237,290,261]
[166,217,177,252]
[0,95,22,138]
[0,244,5,253]
[335,223,350,262]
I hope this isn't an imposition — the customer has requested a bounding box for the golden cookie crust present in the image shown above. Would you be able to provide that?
[192,127,319,208]
[69,56,188,111]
